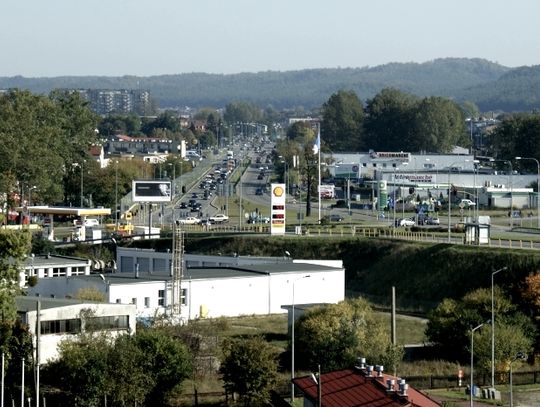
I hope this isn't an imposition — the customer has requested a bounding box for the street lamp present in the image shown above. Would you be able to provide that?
[401,162,408,221]
[470,322,487,407]
[447,160,471,243]
[491,159,513,226]
[114,161,119,228]
[515,157,540,229]
[509,352,527,407]
[491,266,507,388]
[168,163,176,198]
[291,274,311,401]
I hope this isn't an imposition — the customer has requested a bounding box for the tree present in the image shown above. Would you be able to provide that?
[490,113,540,165]
[223,101,262,124]
[426,287,536,362]
[220,336,278,406]
[295,298,403,372]
[134,328,191,406]
[364,88,418,151]
[409,96,468,153]
[321,90,364,152]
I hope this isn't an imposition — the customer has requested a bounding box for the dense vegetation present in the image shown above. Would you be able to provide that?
[0,58,525,111]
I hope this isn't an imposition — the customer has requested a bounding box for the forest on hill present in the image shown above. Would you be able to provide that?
[3,58,540,112]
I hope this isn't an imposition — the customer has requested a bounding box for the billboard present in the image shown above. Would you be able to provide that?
[270,183,286,235]
[132,180,172,202]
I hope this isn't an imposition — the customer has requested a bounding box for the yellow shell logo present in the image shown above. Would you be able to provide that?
[273,186,284,197]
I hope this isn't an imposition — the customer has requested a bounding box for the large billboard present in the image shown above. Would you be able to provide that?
[132,180,172,202]
[270,183,286,235]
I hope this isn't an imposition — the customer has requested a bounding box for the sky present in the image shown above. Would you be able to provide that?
[3,0,540,77]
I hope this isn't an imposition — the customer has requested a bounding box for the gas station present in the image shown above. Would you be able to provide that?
[20,206,111,241]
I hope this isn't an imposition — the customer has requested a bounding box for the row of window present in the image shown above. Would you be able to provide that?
[40,315,130,335]
[116,289,188,308]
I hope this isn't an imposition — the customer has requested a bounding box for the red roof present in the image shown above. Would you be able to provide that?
[293,368,441,407]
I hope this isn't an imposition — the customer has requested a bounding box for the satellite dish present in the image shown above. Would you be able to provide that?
[310,373,318,385]
[285,250,291,257]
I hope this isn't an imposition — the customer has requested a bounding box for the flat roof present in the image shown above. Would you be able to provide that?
[59,263,342,285]
[16,296,101,311]
[23,255,89,268]
[19,206,111,216]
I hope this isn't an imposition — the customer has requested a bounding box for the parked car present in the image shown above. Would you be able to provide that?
[83,218,99,227]
[177,202,188,209]
[396,218,416,227]
[177,216,200,225]
[329,214,344,222]
[255,188,264,196]
[425,217,440,225]
[209,214,229,223]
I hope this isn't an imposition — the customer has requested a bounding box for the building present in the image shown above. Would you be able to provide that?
[28,253,345,322]
[20,254,92,288]
[75,89,152,115]
[292,364,441,407]
[16,296,136,364]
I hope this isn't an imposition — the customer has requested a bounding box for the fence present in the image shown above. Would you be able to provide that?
[405,370,540,390]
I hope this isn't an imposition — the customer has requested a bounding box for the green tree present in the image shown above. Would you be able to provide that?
[409,96,468,153]
[295,298,403,372]
[135,328,192,405]
[490,113,540,166]
[364,88,418,151]
[220,336,278,407]
[321,90,364,152]
[223,101,262,124]
[426,287,536,362]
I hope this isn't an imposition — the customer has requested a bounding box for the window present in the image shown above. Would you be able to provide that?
[41,319,81,335]
[131,298,137,305]
[144,297,150,308]
[158,290,165,306]
[181,289,187,305]
[116,299,121,304]
[86,315,130,331]
[52,267,66,277]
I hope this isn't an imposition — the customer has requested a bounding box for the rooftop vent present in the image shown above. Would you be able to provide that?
[355,357,366,370]
[386,379,395,392]
[367,365,374,376]
[375,365,384,376]
[398,379,408,396]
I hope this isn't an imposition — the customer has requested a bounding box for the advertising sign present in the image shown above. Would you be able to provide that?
[132,180,172,202]
[270,183,286,235]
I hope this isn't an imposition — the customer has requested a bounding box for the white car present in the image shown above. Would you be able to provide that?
[83,218,99,227]
[210,214,229,223]
[398,218,416,227]
[177,216,200,225]
[459,199,476,207]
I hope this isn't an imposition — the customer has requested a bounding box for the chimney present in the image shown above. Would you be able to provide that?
[367,365,374,376]
[386,379,395,392]
[398,379,408,397]
[356,357,366,370]
[375,365,384,377]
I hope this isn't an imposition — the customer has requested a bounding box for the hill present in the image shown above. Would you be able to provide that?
[2,58,535,111]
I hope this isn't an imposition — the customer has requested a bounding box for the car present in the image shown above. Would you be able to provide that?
[83,218,99,227]
[396,218,416,227]
[459,199,476,207]
[191,193,198,199]
[177,216,200,225]
[176,202,188,209]
[209,214,229,223]
[255,188,264,196]
[329,214,344,222]
[425,217,440,225]
[257,174,264,180]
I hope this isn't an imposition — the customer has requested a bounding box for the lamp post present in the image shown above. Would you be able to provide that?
[509,352,526,407]
[168,163,176,198]
[291,274,311,402]
[114,161,119,228]
[401,162,408,221]
[515,157,540,229]
[80,160,86,207]
[491,266,507,388]
[491,159,513,225]
[447,160,474,243]
[470,322,486,407]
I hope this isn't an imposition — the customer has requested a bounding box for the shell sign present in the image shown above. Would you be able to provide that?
[271,183,286,235]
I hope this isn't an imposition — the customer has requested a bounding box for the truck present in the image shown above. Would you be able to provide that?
[227,150,234,159]
[318,184,335,199]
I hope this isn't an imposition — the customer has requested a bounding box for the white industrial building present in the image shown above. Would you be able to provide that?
[20,254,92,287]
[16,296,136,364]
[28,252,345,322]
